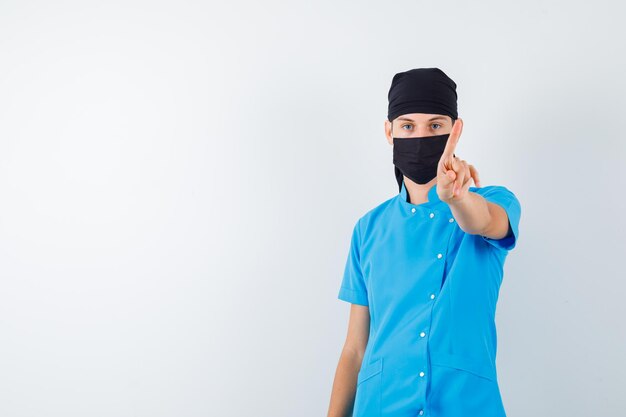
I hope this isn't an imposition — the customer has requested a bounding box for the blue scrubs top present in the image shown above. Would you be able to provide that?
[338,179,521,417]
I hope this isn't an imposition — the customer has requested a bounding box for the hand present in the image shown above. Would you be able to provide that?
[436,118,482,204]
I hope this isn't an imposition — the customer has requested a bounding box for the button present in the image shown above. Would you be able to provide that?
[419,371,425,377]
[430,293,436,299]
[420,331,426,337]
[449,217,454,223]
[419,410,424,415]
[411,208,416,213]
[437,253,443,259]
[429,212,434,218]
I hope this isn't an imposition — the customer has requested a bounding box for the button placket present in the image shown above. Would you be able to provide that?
[423,224,452,417]
[403,203,446,417]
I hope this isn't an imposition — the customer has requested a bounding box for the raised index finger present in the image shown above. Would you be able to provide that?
[441,118,463,159]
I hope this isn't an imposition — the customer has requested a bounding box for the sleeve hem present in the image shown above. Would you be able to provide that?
[338,286,368,306]
[482,197,518,251]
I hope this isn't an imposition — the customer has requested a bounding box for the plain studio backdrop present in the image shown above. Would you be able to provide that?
[0,0,624,416]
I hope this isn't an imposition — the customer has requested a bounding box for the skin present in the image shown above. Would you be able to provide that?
[327,113,512,417]
[383,113,512,238]
[327,304,370,417]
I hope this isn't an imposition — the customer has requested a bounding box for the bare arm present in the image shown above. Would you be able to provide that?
[434,118,511,241]
[327,304,370,417]
[447,191,511,240]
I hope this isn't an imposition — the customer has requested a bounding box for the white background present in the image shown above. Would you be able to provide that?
[1,0,625,416]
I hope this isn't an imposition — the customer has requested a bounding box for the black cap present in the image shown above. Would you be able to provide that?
[387,68,458,122]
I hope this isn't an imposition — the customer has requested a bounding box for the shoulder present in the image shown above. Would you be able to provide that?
[470,184,516,196]
[471,184,520,208]
[353,194,398,233]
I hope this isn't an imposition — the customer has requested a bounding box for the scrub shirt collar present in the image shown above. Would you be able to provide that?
[399,178,445,211]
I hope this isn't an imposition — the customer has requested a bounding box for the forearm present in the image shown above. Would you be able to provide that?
[447,190,491,235]
[327,347,364,417]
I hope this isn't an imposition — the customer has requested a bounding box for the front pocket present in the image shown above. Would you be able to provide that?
[427,359,506,416]
[357,358,383,385]
[429,351,497,381]
[353,358,383,417]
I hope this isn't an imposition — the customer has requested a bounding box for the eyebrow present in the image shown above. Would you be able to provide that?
[396,116,448,122]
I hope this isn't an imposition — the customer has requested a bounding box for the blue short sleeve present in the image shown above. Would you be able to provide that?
[479,185,521,252]
[337,219,369,306]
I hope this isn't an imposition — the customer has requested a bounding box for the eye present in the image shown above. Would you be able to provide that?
[401,124,413,130]
[432,123,442,129]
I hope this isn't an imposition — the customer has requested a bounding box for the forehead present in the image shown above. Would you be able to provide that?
[394,113,449,123]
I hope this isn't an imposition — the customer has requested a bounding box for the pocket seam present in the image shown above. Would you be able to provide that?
[356,358,383,385]
[430,352,496,382]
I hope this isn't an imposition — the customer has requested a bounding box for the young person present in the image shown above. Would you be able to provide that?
[327,68,522,417]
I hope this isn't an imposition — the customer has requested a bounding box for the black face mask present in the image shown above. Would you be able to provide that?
[393,133,452,191]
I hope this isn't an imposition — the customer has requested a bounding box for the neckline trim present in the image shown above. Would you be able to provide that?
[399,179,442,209]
